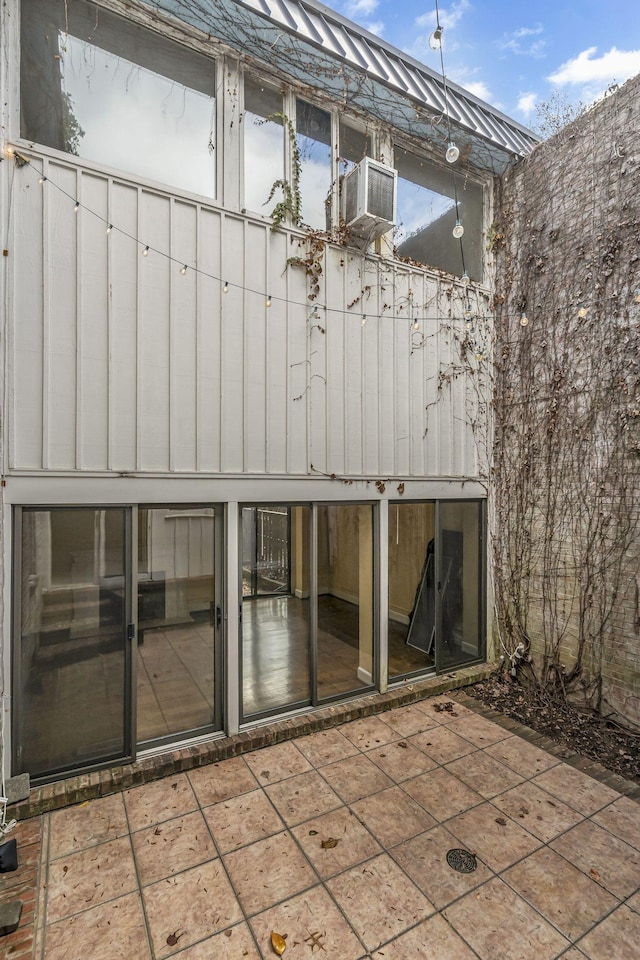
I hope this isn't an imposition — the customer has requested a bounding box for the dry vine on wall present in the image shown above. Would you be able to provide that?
[491,77,640,724]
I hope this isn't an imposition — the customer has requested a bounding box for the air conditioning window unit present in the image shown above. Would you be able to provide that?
[341,157,397,242]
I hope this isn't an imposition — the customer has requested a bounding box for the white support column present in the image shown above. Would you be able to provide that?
[225,501,240,735]
[378,499,389,692]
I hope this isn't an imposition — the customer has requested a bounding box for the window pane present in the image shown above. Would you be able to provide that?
[338,120,371,176]
[296,99,332,229]
[21,0,216,197]
[394,147,483,280]
[438,501,483,667]
[244,77,284,215]
[388,502,436,680]
[317,504,373,699]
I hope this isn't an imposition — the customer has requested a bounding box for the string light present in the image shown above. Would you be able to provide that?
[361,314,367,326]
[223,280,229,293]
[38,175,47,184]
[446,142,459,164]
[520,312,529,327]
[428,25,443,49]
[453,219,464,239]
[106,223,113,234]
[142,245,149,257]
[461,271,470,287]
[634,289,640,304]
[266,294,272,307]
[73,200,80,212]
[577,304,588,318]
[180,264,188,275]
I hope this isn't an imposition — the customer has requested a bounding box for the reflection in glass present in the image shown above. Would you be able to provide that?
[296,99,332,229]
[244,77,284,214]
[242,506,311,718]
[338,120,371,176]
[16,508,128,778]
[394,147,483,280]
[21,0,216,196]
[317,504,374,699]
[136,508,216,744]
[388,502,437,680]
[438,501,483,667]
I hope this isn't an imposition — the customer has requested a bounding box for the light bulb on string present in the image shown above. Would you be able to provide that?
[446,142,459,164]
[634,289,640,304]
[361,314,367,326]
[461,271,470,287]
[180,264,188,275]
[428,25,443,49]
[453,219,464,239]
[222,280,229,293]
[38,175,47,184]
[464,302,473,321]
[142,245,149,257]
[413,319,420,331]
[106,223,112,234]
[73,200,80,212]
[520,312,529,327]
[266,294,272,307]
[577,304,588,318]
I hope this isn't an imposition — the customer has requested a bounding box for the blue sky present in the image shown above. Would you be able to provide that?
[321,0,640,130]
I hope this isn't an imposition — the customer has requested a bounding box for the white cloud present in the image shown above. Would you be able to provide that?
[363,19,385,36]
[517,92,538,118]
[548,46,640,86]
[464,80,492,101]
[415,0,471,32]
[498,23,546,58]
[345,0,379,18]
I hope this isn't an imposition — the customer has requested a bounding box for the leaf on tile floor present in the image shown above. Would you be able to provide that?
[166,931,184,946]
[590,868,602,881]
[321,837,339,849]
[154,827,162,836]
[308,830,318,836]
[271,930,287,955]
[398,742,408,749]
[495,817,508,826]
[261,770,271,780]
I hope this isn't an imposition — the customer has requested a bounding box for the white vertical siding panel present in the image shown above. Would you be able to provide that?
[196,208,222,472]
[437,282,453,475]
[78,174,109,470]
[244,222,268,473]
[362,264,380,475]
[220,216,245,472]
[138,192,171,470]
[265,230,289,473]
[409,273,427,477]
[109,182,138,471]
[344,255,364,475]
[47,164,78,469]
[377,266,396,478]
[309,247,328,475]
[325,247,345,476]
[423,279,441,476]
[170,200,198,472]
[12,160,45,468]
[393,269,411,477]
[451,315,466,477]
[286,254,309,475]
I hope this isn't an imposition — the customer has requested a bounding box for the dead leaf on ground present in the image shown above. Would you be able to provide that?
[308,829,318,836]
[495,817,508,826]
[271,930,287,955]
[398,741,408,749]
[590,868,602,881]
[321,837,340,849]
[166,931,184,946]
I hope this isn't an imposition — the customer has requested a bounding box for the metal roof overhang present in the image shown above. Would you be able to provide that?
[145,0,538,172]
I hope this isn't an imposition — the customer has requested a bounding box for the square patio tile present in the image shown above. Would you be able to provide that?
[419,696,474,724]
[577,904,640,959]
[485,735,560,778]
[320,754,393,804]
[367,740,437,782]
[504,847,618,940]
[295,728,359,767]
[391,824,493,909]
[170,922,261,959]
[409,726,478,765]
[46,835,138,923]
[265,770,342,826]
[327,852,434,952]
[446,801,542,872]
[44,892,151,960]
[372,913,479,959]
[204,788,284,853]
[244,741,312,784]
[49,793,129,860]
[446,713,512,747]
[445,751,525,799]
[223,831,316,915]
[132,810,217,886]
[250,884,365,960]
[124,774,197,831]
[551,819,640,899]
[351,786,436,847]
[445,877,570,960]
[188,757,259,807]
[492,781,584,843]
[378,703,439,738]
[402,767,483,822]
[339,715,399,751]
[143,858,243,958]
[592,797,640,850]
[533,764,620,816]
[291,806,381,878]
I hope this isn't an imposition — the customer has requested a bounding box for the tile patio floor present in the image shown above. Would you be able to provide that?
[26,695,640,958]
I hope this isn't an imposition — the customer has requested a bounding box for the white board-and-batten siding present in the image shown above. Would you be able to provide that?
[9,155,487,480]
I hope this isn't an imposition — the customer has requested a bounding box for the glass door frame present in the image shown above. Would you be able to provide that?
[11,504,135,784]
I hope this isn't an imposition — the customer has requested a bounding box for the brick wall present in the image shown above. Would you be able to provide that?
[493,74,640,727]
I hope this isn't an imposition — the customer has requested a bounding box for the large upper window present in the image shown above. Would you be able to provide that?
[394,147,484,280]
[20,0,216,197]
[243,78,284,215]
[296,99,332,230]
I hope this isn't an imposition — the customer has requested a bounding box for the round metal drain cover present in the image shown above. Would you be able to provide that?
[446,848,477,874]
